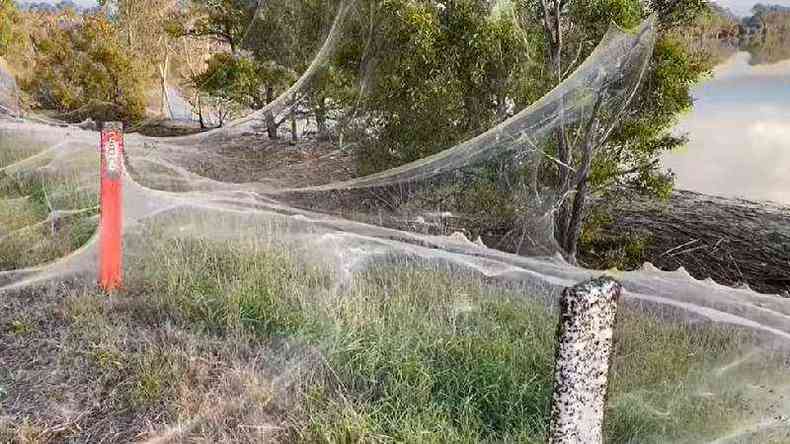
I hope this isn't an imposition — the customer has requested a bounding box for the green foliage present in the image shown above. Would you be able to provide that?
[184,0,259,51]
[509,0,711,201]
[7,318,34,336]
[578,206,653,270]
[187,0,338,127]
[111,238,766,442]
[0,171,98,270]
[22,14,148,123]
[0,0,18,57]
[317,0,709,259]
[192,53,295,110]
[595,33,709,195]
[338,0,530,174]
[743,7,790,65]
[127,238,326,336]
[306,268,556,442]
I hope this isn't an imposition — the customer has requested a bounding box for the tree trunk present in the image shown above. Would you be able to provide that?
[559,96,603,263]
[290,110,298,145]
[539,0,574,254]
[159,54,171,119]
[316,96,328,138]
[196,94,206,130]
[563,179,588,264]
[264,86,278,139]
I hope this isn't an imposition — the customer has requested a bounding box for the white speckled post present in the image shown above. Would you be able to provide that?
[548,277,622,444]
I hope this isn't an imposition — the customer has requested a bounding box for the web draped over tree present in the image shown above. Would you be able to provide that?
[1,3,790,440]
[1,3,789,340]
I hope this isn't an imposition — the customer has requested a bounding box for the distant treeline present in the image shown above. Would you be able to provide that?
[703,2,790,64]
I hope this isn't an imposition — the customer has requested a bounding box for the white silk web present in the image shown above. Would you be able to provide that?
[1,4,788,441]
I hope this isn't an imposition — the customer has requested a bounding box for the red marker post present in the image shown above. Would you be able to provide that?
[99,122,124,292]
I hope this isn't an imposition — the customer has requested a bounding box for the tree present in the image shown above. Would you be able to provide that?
[185,0,336,137]
[0,0,21,57]
[191,52,295,132]
[23,12,148,123]
[331,0,529,173]
[99,0,186,118]
[180,0,259,53]
[513,0,709,263]
[325,0,710,263]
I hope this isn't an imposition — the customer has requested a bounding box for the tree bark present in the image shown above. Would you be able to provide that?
[560,96,603,263]
[264,85,278,139]
[563,179,588,263]
[540,0,574,254]
[316,96,328,137]
[196,94,206,129]
[290,109,298,145]
[159,54,171,119]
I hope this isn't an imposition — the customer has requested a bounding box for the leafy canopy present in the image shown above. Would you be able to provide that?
[192,53,296,110]
[0,0,20,57]
[23,13,148,122]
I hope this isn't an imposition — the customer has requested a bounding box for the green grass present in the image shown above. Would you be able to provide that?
[0,132,50,171]
[0,151,783,441]
[0,134,100,270]
[81,236,772,443]
[0,169,98,270]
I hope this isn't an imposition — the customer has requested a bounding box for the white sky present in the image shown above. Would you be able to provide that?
[715,0,790,16]
[28,0,98,6]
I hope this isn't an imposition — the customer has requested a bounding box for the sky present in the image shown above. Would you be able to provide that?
[715,0,790,15]
[31,0,98,6]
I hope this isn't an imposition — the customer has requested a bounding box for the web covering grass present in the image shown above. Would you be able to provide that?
[22,235,762,443]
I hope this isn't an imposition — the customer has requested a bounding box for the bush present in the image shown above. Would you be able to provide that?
[22,12,148,123]
[0,0,20,57]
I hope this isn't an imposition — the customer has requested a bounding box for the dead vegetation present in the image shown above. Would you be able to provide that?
[586,190,790,295]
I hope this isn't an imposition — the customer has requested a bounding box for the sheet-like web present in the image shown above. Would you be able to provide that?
[1,4,789,440]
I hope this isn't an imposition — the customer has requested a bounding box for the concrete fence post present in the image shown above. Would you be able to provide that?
[98,121,124,292]
[548,276,622,444]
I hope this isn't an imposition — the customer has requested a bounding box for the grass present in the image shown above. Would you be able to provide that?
[5,235,773,443]
[1,220,785,442]
[0,148,786,442]
[0,168,98,270]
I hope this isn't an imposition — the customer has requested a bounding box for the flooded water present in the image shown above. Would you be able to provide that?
[662,52,790,204]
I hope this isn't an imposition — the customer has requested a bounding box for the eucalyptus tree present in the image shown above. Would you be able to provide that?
[514,0,709,262]
[99,0,188,118]
[0,0,13,57]
[329,0,530,173]
[24,12,148,122]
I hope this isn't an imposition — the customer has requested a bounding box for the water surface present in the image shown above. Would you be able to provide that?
[663,52,790,204]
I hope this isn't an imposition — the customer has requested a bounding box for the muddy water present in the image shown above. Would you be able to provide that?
[662,52,790,204]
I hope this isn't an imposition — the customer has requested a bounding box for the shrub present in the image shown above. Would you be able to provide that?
[22,12,148,123]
